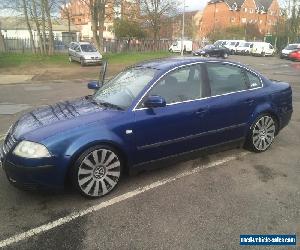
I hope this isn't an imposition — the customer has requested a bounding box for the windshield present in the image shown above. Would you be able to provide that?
[93,67,158,110]
[214,41,222,46]
[204,45,214,50]
[285,44,299,50]
[239,42,251,47]
[81,44,97,52]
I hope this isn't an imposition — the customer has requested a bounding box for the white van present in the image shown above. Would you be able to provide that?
[251,42,275,56]
[224,40,246,54]
[169,40,193,53]
[236,42,254,55]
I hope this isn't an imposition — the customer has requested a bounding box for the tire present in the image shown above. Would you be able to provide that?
[68,56,73,63]
[261,52,266,57]
[80,58,85,67]
[70,145,122,198]
[246,114,277,153]
[205,54,210,58]
[223,53,228,59]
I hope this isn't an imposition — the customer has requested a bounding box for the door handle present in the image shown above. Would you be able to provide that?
[195,108,209,116]
[244,99,255,105]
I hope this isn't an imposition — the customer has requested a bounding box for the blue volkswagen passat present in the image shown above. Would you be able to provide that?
[0,58,293,198]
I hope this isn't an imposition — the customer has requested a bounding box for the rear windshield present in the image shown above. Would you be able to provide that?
[80,44,97,52]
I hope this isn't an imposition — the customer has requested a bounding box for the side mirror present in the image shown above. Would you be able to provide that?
[87,80,102,90]
[144,95,166,108]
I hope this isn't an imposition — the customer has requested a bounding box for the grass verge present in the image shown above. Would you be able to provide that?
[0,51,172,69]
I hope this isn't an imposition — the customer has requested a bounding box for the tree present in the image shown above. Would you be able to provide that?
[114,19,145,39]
[140,0,177,42]
[21,0,37,53]
[208,24,262,42]
[59,0,73,43]
[78,0,108,52]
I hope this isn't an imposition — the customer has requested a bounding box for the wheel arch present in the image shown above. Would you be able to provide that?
[249,108,280,135]
[64,139,129,186]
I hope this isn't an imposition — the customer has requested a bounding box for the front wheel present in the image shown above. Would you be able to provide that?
[68,56,73,63]
[223,53,228,59]
[246,115,277,153]
[80,58,85,66]
[71,145,122,198]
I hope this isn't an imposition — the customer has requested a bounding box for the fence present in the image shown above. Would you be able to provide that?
[0,36,175,54]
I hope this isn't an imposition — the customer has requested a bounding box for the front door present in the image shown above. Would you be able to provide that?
[133,64,211,165]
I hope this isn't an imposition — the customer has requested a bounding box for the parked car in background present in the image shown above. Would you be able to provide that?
[236,42,253,55]
[280,44,300,59]
[288,49,300,61]
[214,40,227,46]
[0,57,293,198]
[68,42,102,66]
[224,40,246,54]
[193,45,230,58]
[169,40,193,53]
[251,42,275,56]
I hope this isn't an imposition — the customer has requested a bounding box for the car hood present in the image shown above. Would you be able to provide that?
[10,96,106,140]
[282,49,295,54]
[82,52,102,58]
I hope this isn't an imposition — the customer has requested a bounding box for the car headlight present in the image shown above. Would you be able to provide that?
[13,141,51,158]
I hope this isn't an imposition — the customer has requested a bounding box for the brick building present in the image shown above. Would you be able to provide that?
[61,0,140,40]
[199,0,281,39]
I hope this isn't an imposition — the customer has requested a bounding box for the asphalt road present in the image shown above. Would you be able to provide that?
[0,55,299,250]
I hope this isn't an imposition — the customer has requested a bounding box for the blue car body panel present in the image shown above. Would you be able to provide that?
[0,57,293,189]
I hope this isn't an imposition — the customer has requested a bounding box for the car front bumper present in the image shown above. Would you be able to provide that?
[0,146,68,191]
[83,58,102,64]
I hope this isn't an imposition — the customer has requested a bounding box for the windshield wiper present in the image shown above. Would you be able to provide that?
[95,100,124,111]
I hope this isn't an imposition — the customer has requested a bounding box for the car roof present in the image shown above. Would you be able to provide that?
[70,42,92,45]
[133,57,243,71]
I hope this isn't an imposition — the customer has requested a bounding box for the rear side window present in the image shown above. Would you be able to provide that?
[206,63,248,96]
[245,71,262,88]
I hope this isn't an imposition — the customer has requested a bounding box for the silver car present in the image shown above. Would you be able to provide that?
[68,42,102,66]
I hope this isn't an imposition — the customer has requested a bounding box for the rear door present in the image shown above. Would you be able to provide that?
[201,62,257,145]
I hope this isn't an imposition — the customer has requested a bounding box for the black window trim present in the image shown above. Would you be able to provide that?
[133,61,263,111]
[135,62,208,109]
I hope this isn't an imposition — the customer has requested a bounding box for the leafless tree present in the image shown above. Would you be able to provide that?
[58,0,73,42]
[140,0,177,42]
[21,0,37,53]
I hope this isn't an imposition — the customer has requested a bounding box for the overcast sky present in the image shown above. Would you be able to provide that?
[184,0,208,11]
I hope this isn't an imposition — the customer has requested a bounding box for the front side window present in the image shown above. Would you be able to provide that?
[147,65,204,104]
[206,63,248,96]
[93,67,157,109]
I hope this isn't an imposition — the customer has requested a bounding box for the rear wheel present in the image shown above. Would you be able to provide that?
[246,115,277,153]
[261,52,266,57]
[223,53,228,59]
[71,145,122,198]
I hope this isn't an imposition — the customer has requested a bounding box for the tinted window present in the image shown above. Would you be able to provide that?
[206,63,247,96]
[246,71,262,88]
[80,44,97,52]
[148,65,204,104]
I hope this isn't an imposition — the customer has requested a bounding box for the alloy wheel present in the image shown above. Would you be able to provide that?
[77,148,121,197]
[252,116,276,151]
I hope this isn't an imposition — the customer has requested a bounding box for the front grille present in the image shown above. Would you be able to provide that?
[1,134,17,159]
